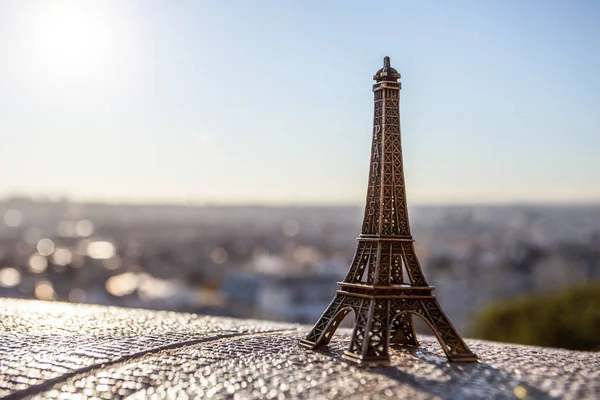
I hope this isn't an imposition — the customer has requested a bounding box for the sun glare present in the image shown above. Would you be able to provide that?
[31,4,117,79]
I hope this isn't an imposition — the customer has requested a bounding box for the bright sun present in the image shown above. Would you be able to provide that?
[31,4,117,80]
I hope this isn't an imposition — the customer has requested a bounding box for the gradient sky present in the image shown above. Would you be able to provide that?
[1,0,599,205]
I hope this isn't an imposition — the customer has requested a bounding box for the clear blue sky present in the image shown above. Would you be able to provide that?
[1,0,599,205]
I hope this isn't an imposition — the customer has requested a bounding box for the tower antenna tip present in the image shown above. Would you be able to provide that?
[384,56,391,67]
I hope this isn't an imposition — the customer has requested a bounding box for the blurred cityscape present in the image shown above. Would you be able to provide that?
[1,197,599,333]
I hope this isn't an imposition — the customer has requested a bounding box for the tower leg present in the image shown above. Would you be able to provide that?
[389,313,419,347]
[299,294,354,349]
[343,299,391,366]
[418,299,478,362]
[300,294,478,365]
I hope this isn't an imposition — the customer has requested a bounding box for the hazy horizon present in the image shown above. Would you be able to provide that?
[2,193,599,208]
[2,1,599,205]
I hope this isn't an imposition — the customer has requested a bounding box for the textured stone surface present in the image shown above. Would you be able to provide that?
[0,299,598,399]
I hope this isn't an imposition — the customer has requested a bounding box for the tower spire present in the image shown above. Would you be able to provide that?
[373,56,400,82]
[299,58,477,366]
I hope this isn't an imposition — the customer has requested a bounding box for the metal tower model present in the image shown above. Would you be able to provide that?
[299,57,478,366]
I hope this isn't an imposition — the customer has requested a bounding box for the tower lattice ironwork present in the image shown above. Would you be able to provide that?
[299,57,478,366]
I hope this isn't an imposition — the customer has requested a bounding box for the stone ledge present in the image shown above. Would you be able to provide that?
[0,299,598,399]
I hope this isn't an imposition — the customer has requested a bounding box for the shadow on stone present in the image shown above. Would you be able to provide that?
[312,343,558,400]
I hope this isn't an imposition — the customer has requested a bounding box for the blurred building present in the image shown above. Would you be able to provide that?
[1,198,599,331]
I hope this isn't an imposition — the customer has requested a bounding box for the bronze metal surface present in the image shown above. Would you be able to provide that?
[300,57,478,366]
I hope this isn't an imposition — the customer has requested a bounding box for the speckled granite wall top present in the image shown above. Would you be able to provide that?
[0,299,598,399]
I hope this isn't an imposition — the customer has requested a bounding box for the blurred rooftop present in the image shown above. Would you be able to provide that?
[0,298,598,399]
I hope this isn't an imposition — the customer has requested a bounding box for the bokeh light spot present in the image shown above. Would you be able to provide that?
[37,238,55,256]
[513,385,527,399]
[34,280,56,301]
[28,254,48,273]
[52,248,73,266]
[76,220,94,237]
[0,268,22,287]
[105,273,138,297]
[3,209,22,227]
[87,241,116,259]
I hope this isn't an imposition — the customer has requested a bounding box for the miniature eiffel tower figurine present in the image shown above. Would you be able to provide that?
[300,57,478,366]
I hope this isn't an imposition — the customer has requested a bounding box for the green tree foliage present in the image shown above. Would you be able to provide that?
[472,284,600,351]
